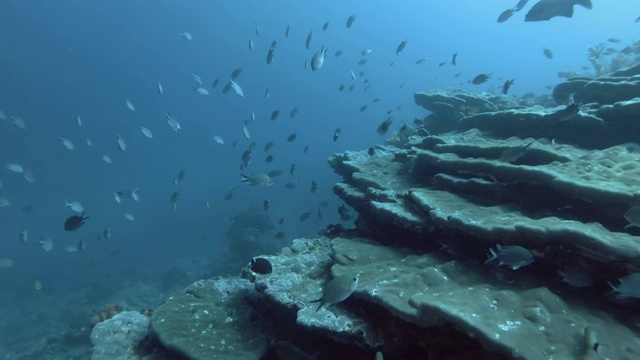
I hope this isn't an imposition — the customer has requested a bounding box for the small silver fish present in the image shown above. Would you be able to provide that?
[311,46,328,71]
[116,133,127,151]
[229,79,244,97]
[485,244,534,270]
[140,126,153,139]
[241,122,251,140]
[240,173,273,187]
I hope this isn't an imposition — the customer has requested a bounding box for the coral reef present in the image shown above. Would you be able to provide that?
[90,311,150,360]
[143,62,640,360]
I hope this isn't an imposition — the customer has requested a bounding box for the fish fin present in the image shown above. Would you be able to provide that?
[240,174,248,182]
[485,248,498,264]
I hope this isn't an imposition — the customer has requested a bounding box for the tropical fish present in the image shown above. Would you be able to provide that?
[64,213,89,232]
[525,0,592,22]
[64,200,84,213]
[497,8,516,23]
[240,173,273,187]
[60,137,75,151]
[116,133,127,151]
[306,30,313,50]
[471,73,492,85]
[346,14,357,28]
[167,113,181,133]
[140,126,153,138]
[311,46,328,71]
[229,79,244,97]
[6,163,24,173]
[213,135,224,144]
[241,122,251,140]
[396,39,408,55]
[502,79,515,95]
[266,40,277,64]
[485,244,534,270]
[310,273,359,313]
[125,99,135,111]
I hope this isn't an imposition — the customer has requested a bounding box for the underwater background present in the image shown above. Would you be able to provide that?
[1,1,639,359]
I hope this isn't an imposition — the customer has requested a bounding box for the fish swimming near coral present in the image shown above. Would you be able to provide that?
[525,0,592,22]
[310,273,359,313]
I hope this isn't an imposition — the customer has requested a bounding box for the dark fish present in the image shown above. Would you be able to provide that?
[251,257,272,274]
[334,50,343,57]
[556,102,581,121]
[64,213,89,232]
[636,16,640,23]
[333,128,341,142]
[319,201,329,208]
[289,106,302,119]
[310,180,318,193]
[346,14,357,28]
[224,188,237,201]
[322,21,329,31]
[368,147,375,156]
[268,169,283,177]
[360,104,368,112]
[299,211,312,222]
[232,140,238,148]
[358,59,367,65]
[396,39,408,55]
[525,0,592,22]
[372,98,380,103]
[338,204,353,221]
[271,110,280,120]
[455,72,462,78]
[416,58,427,64]
[438,61,447,67]
[338,84,345,91]
[348,84,355,92]
[222,82,232,94]
[265,154,274,163]
[264,142,274,152]
[275,231,285,239]
[451,52,458,65]
[265,88,271,98]
[290,162,296,175]
[266,40,277,64]
[502,79,515,95]
[304,145,309,153]
[497,8,516,23]
[471,73,492,85]
[211,78,220,88]
[514,0,530,11]
[278,218,285,225]
[285,25,290,37]
[263,200,270,212]
[500,142,533,163]
[377,117,393,135]
[543,47,554,59]
[287,133,297,142]
[306,30,313,50]
[230,66,244,79]
[241,149,252,168]
[285,182,296,189]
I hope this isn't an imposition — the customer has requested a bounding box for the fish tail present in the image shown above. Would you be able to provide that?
[485,248,498,264]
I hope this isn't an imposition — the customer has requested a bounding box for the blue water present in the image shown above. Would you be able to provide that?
[0,0,638,356]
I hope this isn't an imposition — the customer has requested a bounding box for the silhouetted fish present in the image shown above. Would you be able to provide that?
[525,0,592,22]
